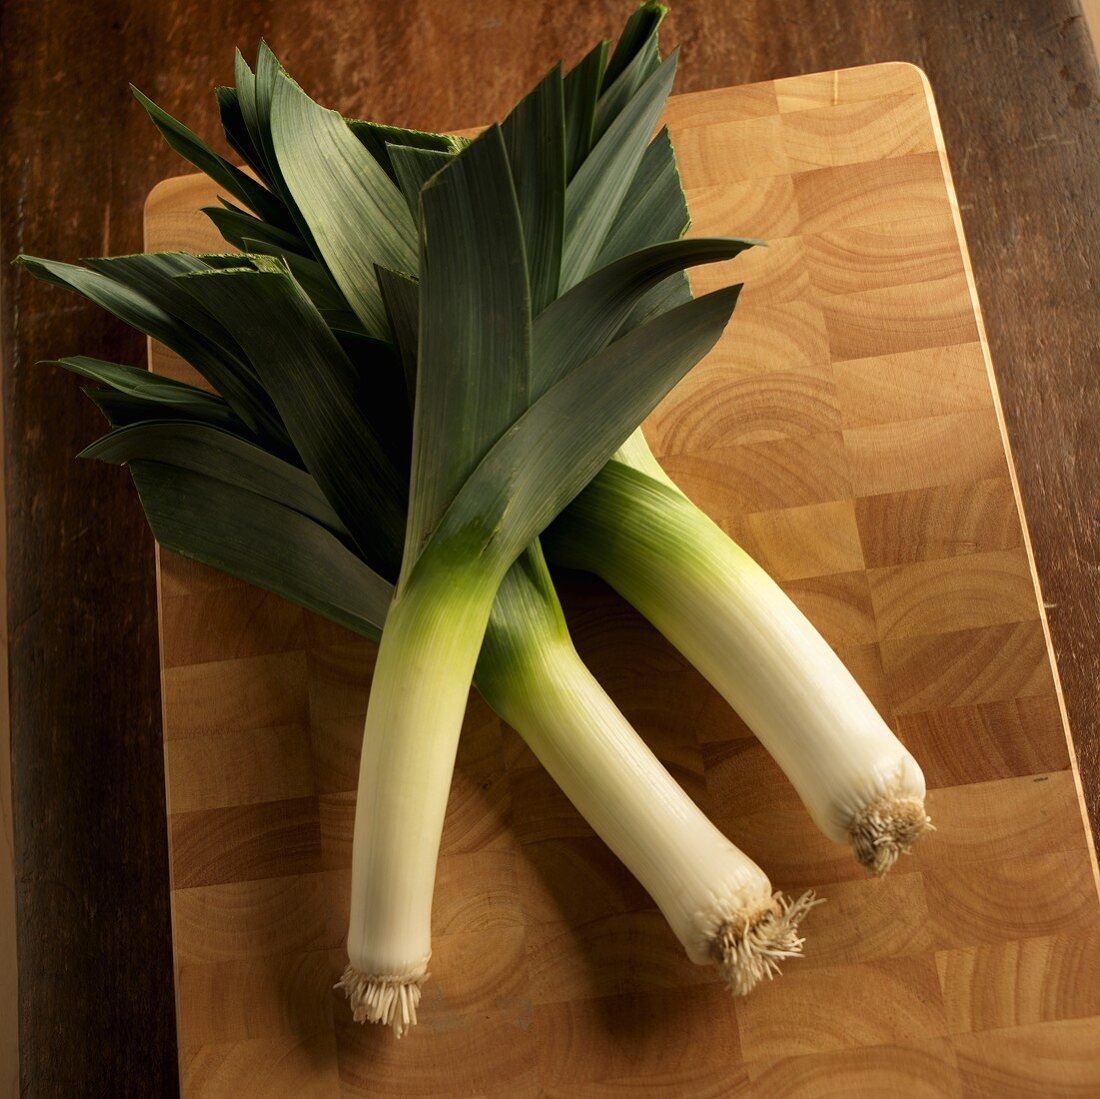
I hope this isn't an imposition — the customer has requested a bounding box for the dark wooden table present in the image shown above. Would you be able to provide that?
[3,1,1098,1093]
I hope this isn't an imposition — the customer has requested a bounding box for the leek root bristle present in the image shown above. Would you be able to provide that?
[337,963,429,1038]
[849,796,933,876]
[712,890,819,996]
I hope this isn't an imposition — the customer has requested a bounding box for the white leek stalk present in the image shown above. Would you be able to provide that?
[475,554,817,995]
[338,567,500,1036]
[339,546,817,1037]
[548,453,931,874]
[342,545,817,1037]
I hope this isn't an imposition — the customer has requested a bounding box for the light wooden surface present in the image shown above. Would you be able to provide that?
[144,63,1100,1097]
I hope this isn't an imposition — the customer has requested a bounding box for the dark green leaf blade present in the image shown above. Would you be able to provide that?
[269,69,419,338]
[49,354,226,405]
[83,420,344,533]
[193,251,257,270]
[131,84,289,230]
[597,127,688,263]
[617,268,693,338]
[73,251,293,445]
[233,49,264,163]
[348,119,469,183]
[83,387,230,430]
[201,204,312,258]
[376,266,420,405]
[19,253,188,349]
[532,236,756,395]
[83,252,247,355]
[388,145,455,225]
[332,328,412,472]
[434,284,741,570]
[406,124,531,569]
[130,461,391,639]
[593,18,662,144]
[252,43,285,187]
[16,254,279,437]
[224,237,359,329]
[215,84,268,180]
[594,125,697,337]
[602,2,667,91]
[176,262,407,572]
[49,355,242,430]
[560,51,678,290]
[500,64,566,314]
[563,39,609,180]
[233,44,329,262]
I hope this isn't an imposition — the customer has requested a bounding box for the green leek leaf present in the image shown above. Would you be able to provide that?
[593,12,662,143]
[83,252,244,355]
[129,461,390,639]
[192,252,256,270]
[234,241,360,332]
[563,40,609,180]
[348,119,469,184]
[432,285,740,569]
[269,67,419,338]
[214,83,267,179]
[388,145,454,225]
[84,420,344,533]
[595,126,694,336]
[48,354,221,404]
[176,262,407,571]
[131,84,289,230]
[16,254,279,437]
[332,328,412,470]
[376,266,420,404]
[500,64,565,313]
[597,127,688,263]
[560,51,678,290]
[233,50,264,169]
[83,388,239,430]
[405,124,531,569]
[602,2,667,91]
[532,237,755,395]
[47,355,240,430]
[201,204,312,258]
[252,44,285,187]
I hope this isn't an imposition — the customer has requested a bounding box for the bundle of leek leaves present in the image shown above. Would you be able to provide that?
[20,2,931,1038]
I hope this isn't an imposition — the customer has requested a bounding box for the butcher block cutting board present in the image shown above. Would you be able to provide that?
[144,63,1100,1096]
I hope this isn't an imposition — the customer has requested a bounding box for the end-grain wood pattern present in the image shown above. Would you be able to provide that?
[144,64,1100,1097]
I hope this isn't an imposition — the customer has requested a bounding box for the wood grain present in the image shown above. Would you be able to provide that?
[144,65,1100,1094]
[6,1,1100,1093]
[953,1017,1100,1097]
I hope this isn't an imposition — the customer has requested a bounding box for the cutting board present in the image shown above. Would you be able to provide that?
[144,63,1100,1096]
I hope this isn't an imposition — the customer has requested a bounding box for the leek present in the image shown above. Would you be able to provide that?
[169,213,747,1023]
[38,333,814,1032]
[142,3,932,874]
[545,457,932,874]
[18,8,826,1038]
[477,554,815,992]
